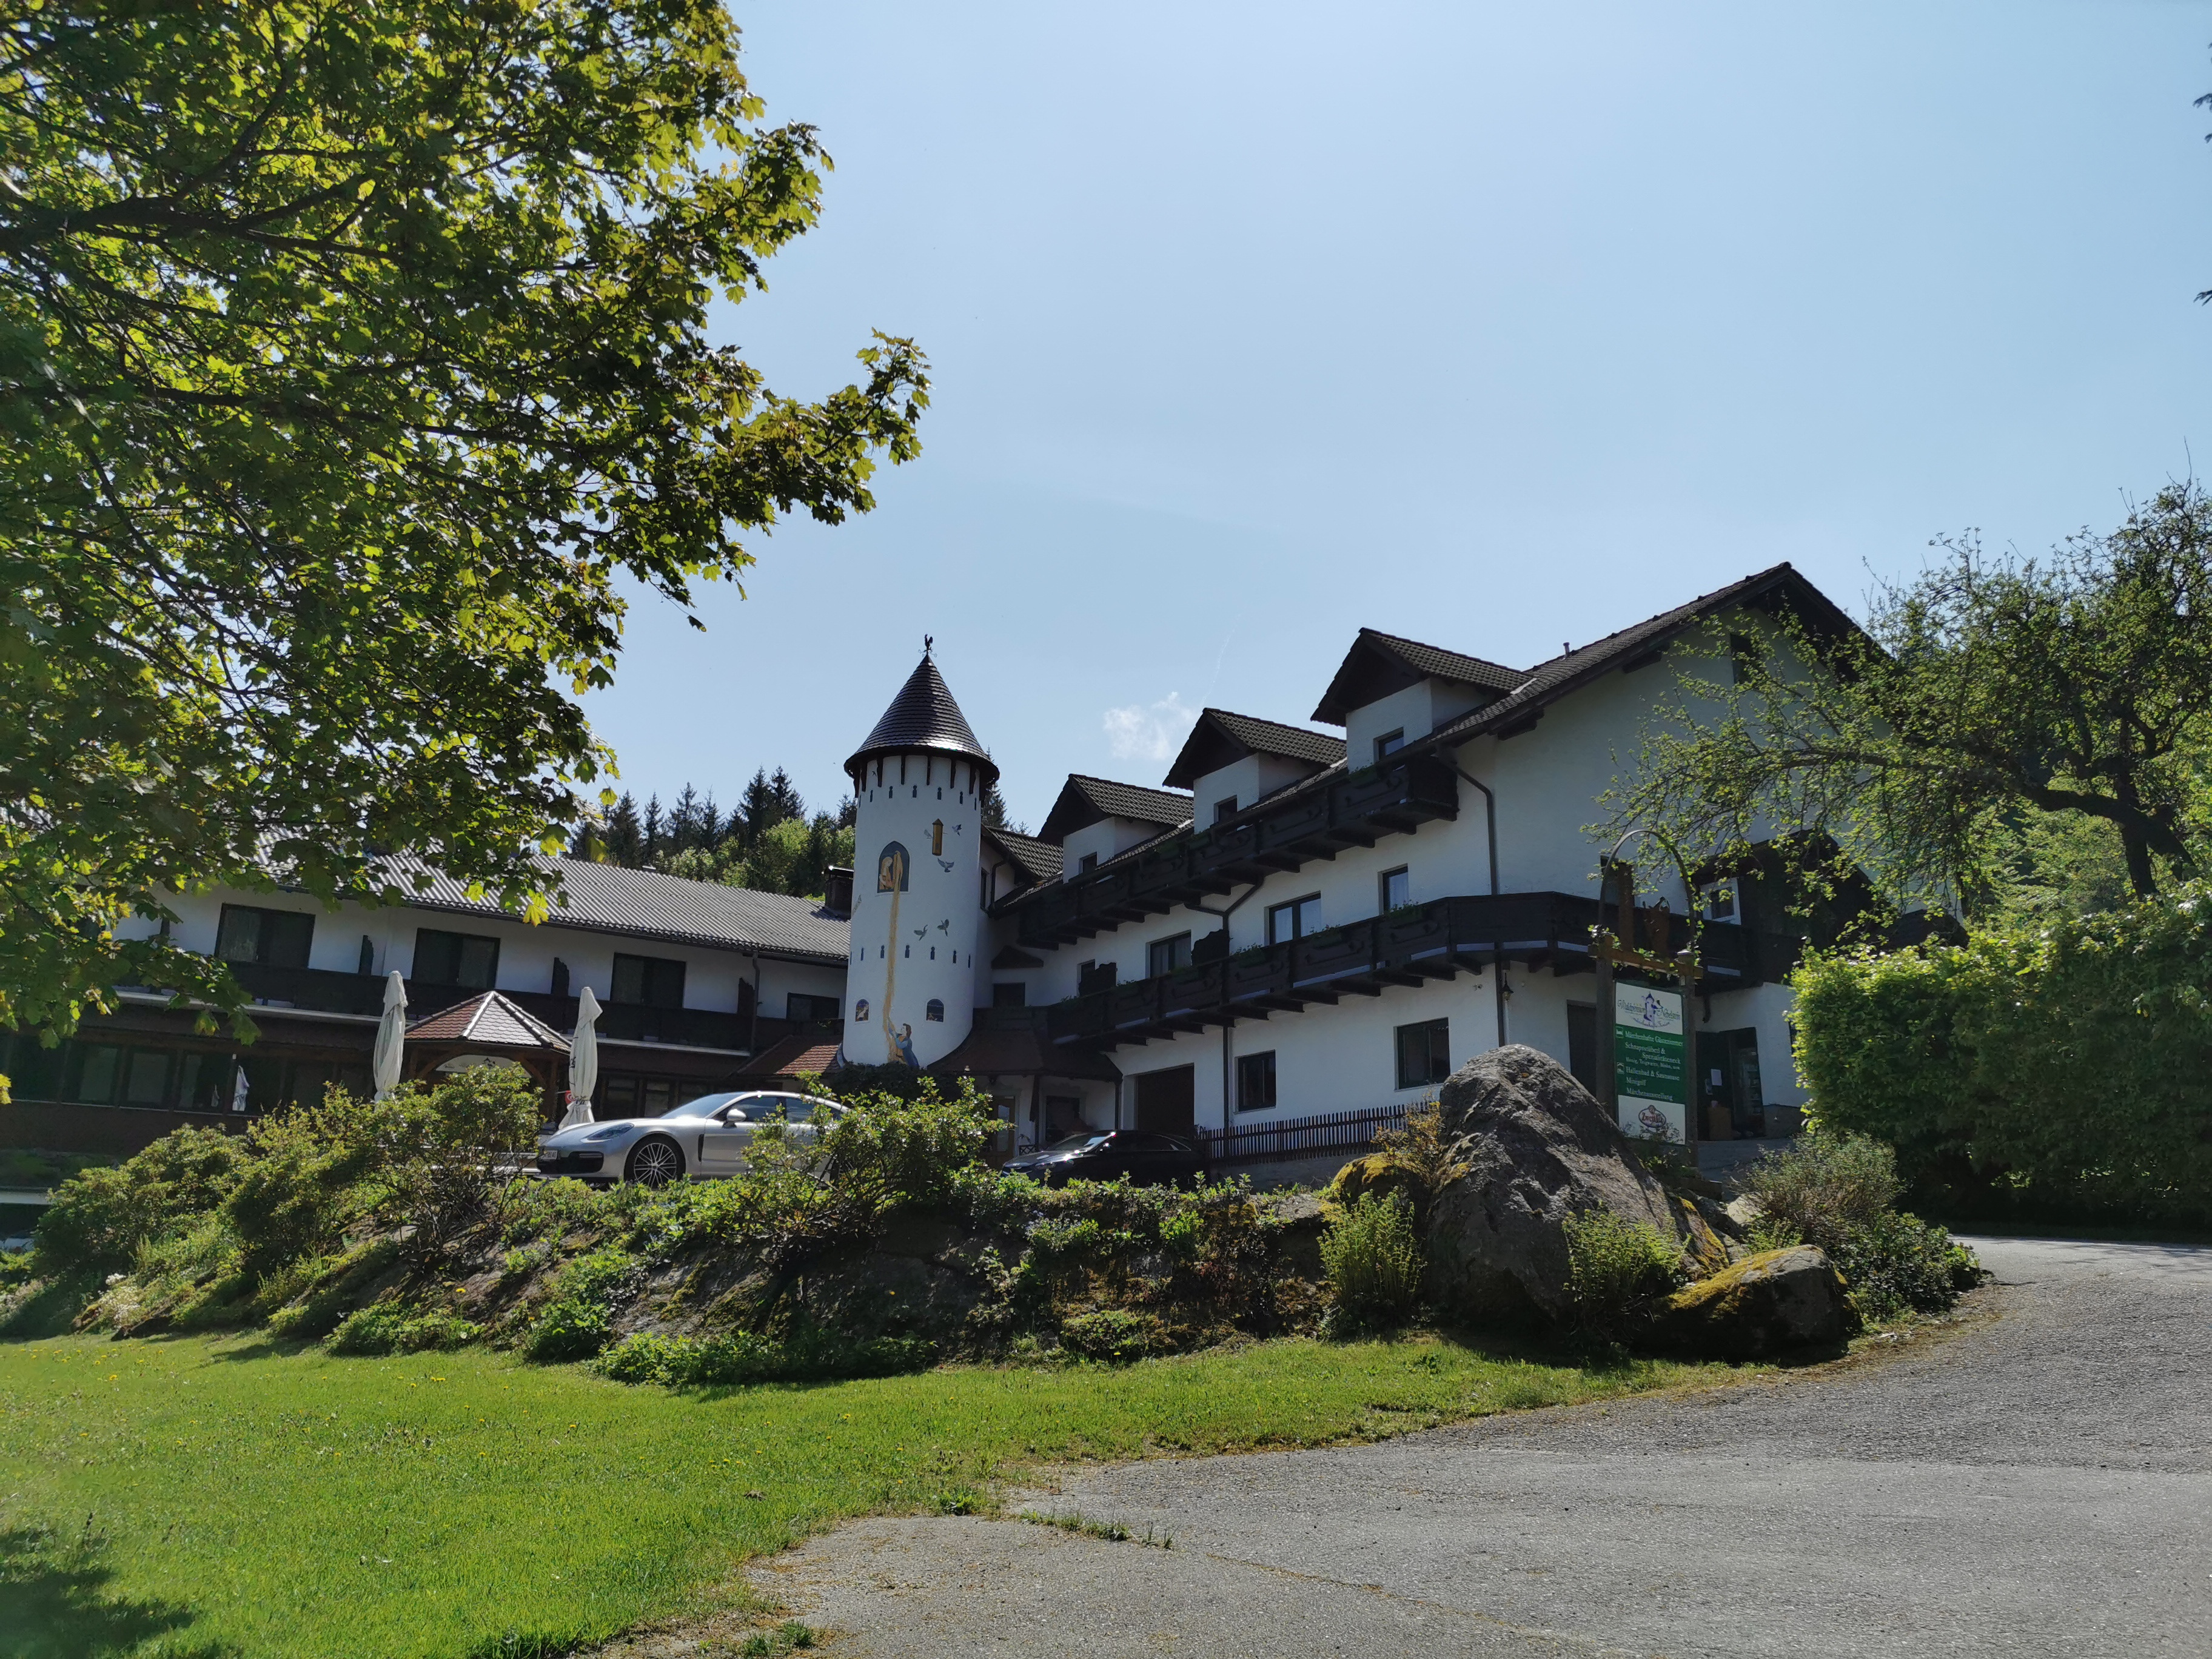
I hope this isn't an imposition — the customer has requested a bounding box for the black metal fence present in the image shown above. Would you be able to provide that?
[1195,1099,1430,1167]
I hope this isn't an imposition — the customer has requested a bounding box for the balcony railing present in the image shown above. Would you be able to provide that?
[1045,891,1790,1049]
[1010,754,1462,948]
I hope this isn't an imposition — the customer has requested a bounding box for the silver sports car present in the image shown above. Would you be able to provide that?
[534,1089,845,1187]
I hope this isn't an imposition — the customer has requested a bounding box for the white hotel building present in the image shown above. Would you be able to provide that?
[847,562,1922,1160]
[13,561,1917,1172]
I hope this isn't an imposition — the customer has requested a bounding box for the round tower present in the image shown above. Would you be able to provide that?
[841,648,996,1069]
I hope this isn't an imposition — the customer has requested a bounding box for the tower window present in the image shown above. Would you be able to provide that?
[925,999,945,1022]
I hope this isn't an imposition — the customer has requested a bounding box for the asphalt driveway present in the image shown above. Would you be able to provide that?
[752,1238,2212,1657]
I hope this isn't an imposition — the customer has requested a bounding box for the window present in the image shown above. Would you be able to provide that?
[1147,932,1191,977]
[414,928,500,989]
[611,953,686,1008]
[925,998,946,1022]
[993,982,1028,1008]
[1700,879,1738,923]
[1726,631,1760,685]
[1213,796,1238,824]
[215,904,315,968]
[1236,1050,1277,1112]
[1079,851,1098,874]
[1395,1017,1452,1089]
[1265,894,1323,945]
[1374,729,1405,762]
[1379,866,1410,912]
[786,993,842,1022]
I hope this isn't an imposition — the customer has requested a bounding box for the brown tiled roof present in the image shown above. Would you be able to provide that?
[1162,708,1345,788]
[1413,563,1862,756]
[1311,628,1525,722]
[928,1011,1123,1082]
[984,827,1064,886]
[405,990,569,1051]
[737,1035,842,1079]
[1038,775,1194,842]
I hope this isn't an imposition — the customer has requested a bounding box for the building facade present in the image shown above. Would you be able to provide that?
[864,562,1917,1155]
[7,859,852,1155]
[10,560,1912,1168]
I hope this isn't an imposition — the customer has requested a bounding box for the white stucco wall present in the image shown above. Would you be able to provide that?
[116,886,846,1021]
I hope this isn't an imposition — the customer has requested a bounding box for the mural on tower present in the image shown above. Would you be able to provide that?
[877,843,909,891]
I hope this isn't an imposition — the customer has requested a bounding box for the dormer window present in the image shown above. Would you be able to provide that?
[1374,729,1405,761]
[1079,851,1098,874]
[1213,797,1237,824]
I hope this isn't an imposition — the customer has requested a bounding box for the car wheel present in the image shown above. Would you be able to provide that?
[626,1136,685,1187]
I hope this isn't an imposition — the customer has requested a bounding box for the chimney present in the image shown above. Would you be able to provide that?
[823,865,853,917]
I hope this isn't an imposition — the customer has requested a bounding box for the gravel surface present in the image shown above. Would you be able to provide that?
[751,1238,2212,1658]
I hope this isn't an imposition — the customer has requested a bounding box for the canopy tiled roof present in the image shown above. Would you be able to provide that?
[405,990,569,1051]
[1311,628,1526,723]
[1038,775,1194,842]
[737,1035,842,1080]
[1162,708,1346,788]
[394,856,850,965]
[928,1011,1123,1082]
[845,654,997,783]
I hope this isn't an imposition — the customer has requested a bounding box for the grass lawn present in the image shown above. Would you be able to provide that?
[0,1332,1732,1658]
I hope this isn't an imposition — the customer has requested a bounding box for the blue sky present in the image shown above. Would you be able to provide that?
[586,1,2212,832]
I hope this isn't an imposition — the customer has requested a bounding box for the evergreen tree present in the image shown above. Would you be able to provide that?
[642,794,664,859]
[836,794,857,830]
[979,774,1025,834]
[668,783,706,851]
[604,794,645,866]
[769,766,806,825]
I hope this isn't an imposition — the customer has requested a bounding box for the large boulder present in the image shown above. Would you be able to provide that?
[1422,1044,1689,1322]
[1643,1245,1852,1359]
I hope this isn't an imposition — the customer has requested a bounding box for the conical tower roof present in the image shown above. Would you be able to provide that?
[845,653,998,784]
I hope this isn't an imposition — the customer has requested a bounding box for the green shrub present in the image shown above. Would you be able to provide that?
[372,1066,544,1261]
[222,1089,389,1279]
[1739,1133,1903,1255]
[329,1304,482,1356]
[1058,1308,1164,1362]
[523,1248,642,1362]
[593,1327,934,1387]
[1741,1134,1980,1321]
[1794,888,2212,1222]
[33,1127,250,1275]
[1320,1191,1423,1330]
[1826,1212,1983,1322]
[1562,1207,1684,1335]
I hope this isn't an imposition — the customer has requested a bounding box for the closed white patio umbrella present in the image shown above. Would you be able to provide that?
[561,986,600,1130]
[372,970,409,1100]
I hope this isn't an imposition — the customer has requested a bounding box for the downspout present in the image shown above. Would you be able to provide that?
[1449,762,1507,1049]
[1191,882,1262,1156]
[746,950,761,1057]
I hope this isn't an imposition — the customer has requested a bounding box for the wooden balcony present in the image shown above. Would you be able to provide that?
[1012,754,1461,948]
[1043,891,1782,1050]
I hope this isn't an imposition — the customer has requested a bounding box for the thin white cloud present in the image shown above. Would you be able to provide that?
[1102,692,1199,763]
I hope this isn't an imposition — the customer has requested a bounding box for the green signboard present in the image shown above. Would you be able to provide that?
[1614,982,1686,1143]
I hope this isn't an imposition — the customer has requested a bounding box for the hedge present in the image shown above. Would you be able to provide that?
[1792,885,2212,1224]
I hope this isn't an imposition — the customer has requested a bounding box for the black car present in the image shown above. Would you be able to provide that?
[1002,1130,1207,1188]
